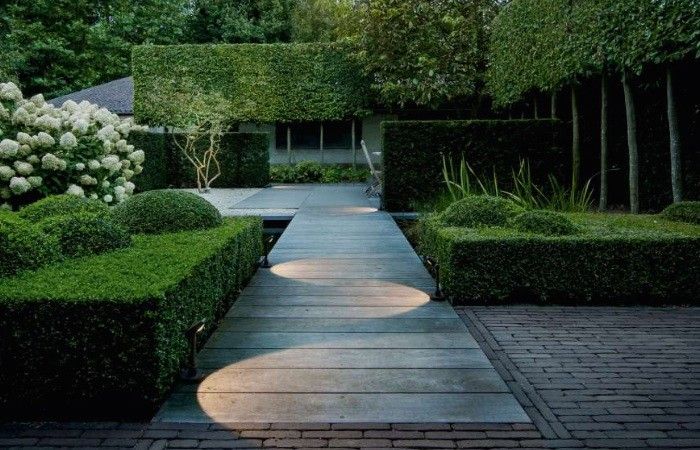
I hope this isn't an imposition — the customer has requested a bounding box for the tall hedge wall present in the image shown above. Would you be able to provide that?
[381,119,568,211]
[132,131,270,190]
[133,43,372,126]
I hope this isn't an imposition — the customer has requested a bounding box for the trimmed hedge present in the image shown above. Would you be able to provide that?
[18,195,109,222]
[132,131,270,190]
[133,43,371,125]
[662,201,700,225]
[38,213,132,258]
[438,196,523,228]
[0,217,262,419]
[509,210,581,236]
[111,190,223,234]
[421,213,700,304]
[381,119,569,211]
[0,213,61,278]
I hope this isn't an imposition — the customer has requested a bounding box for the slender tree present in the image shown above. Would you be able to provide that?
[621,69,639,213]
[666,66,682,202]
[550,91,557,119]
[599,72,609,210]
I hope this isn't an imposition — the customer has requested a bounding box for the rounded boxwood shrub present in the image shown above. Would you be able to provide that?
[509,210,581,236]
[0,213,61,278]
[38,213,132,258]
[438,195,523,228]
[18,195,109,223]
[661,201,700,225]
[111,190,222,234]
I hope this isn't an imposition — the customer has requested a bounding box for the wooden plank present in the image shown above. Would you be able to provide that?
[241,285,432,297]
[235,295,433,307]
[205,332,478,349]
[226,305,455,319]
[156,393,531,423]
[218,318,468,333]
[177,368,509,393]
[197,348,492,369]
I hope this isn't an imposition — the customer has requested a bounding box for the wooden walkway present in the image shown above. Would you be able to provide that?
[156,185,528,423]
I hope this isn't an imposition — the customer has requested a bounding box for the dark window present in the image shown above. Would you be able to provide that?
[276,121,362,150]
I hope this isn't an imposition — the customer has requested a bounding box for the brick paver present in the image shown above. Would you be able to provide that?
[2,306,698,449]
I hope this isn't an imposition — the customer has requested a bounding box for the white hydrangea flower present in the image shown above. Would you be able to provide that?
[115,139,129,153]
[0,103,9,120]
[0,202,10,211]
[0,139,19,158]
[114,185,127,202]
[16,132,32,145]
[124,181,136,195]
[0,166,16,180]
[9,176,31,194]
[13,161,33,176]
[101,155,121,172]
[59,132,78,148]
[17,144,31,157]
[41,153,67,171]
[74,162,85,171]
[88,159,101,170]
[123,169,135,180]
[11,107,32,126]
[121,159,131,169]
[133,164,143,175]
[103,140,114,153]
[103,194,113,203]
[36,132,55,147]
[34,114,62,131]
[93,108,114,125]
[127,150,145,164]
[26,155,40,164]
[89,193,99,200]
[29,94,45,107]
[97,125,115,141]
[79,174,98,186]
[27,176,42,187]
[0,188,11,199]
[62,100,79,113]
[102,180,111,188]
[0,82,23,101]
[116,123,131,136]
[114,177,126,186]
[72,118,90,134]
[66,184,85,197]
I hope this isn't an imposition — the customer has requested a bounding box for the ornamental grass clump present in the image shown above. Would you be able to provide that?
[0,82,146,209]
[111,190,222,234]
[508,210,581,236]
[438,195,523,228]
[0,212,60,278]
[38,213,132,258]
[18,194,108,222]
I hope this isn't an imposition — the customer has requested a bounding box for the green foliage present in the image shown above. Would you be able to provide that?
[508,210,580,236]
[187,0,293,44]
[421,213,700,304]
[111,190,222,234]
[18,195,109,223]
[0,212,61,278]
[270,162,369,183]
[356,0,498,107]
[0,218,262,417]
[38,213,132,258]
[381,119,568,211]
[487,0,700,106]
[0,0,189,97]
[291,0,357,43]
[438,195,523,228]
[133,43,371,126]
[133,131,270,189]
[662,201,700,225]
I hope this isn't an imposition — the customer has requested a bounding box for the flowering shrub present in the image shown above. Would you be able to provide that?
[0,82,147,209]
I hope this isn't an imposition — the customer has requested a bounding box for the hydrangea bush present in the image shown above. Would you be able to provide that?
[0,82,147,209]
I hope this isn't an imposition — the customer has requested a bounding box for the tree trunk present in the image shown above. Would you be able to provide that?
[599,73,609,211]
[533,95,539,119]
[551,91,558,119]
[622,70,639,213]
[571,85,580,191]
[666,66,683,203]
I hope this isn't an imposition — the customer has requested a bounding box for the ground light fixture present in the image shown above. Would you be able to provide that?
[260,235,277,268]
[422,256,446,302]
[180,320,206,383]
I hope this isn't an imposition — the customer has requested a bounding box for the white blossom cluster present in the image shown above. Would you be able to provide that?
[0,82,147,208]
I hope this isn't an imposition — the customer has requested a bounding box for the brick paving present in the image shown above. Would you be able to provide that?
[2,306,699,449]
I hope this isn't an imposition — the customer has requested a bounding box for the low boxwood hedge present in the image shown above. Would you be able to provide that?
[421,213,700,304]
[0,217,262,419]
